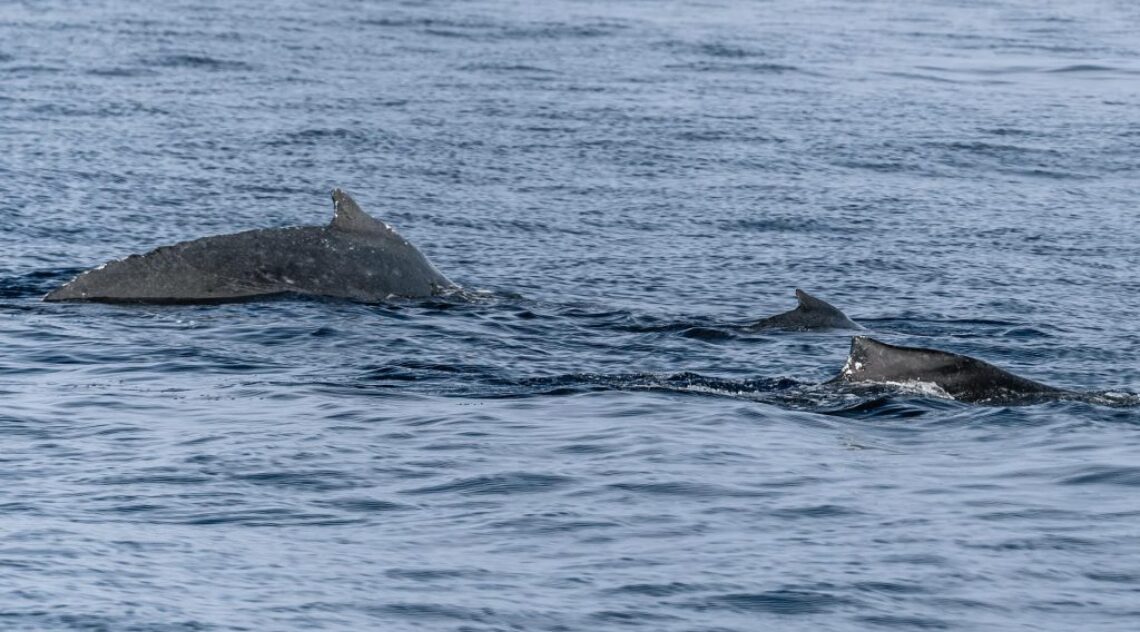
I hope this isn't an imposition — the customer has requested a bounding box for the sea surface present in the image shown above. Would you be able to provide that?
[2,0,1140,630]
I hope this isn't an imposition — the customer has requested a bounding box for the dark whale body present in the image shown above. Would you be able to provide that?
[747,289,860,331]
[44,189,455,303]
[834,336,1065,403]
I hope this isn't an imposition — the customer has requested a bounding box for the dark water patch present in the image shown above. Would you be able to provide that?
[964,534,1099,551]
[691,589,857,615]
[719,216,859,234]
[361,16,495,30]
[86,66,158,78]
[370,16,629,41]
[855,614,953,629]
[501,21,631,40]
[315,497,411,513]
[770,504,864,519]
[608,481,775,498]
[678,326,735,341]
[1000,326,1053,339]
[490,372,806,404]
[88,473,215,486]
[150,54,255,72]
[459,63,560,74]
[174,508,360,527]
[927,140,1061,157]
[385,567,493,581]
[1046,64,1132,74]
[0,612,214,632]
[981,126,1048,137]
[233,470,361,492]
[262,128,396,152]
[401,472,575,495]
[822,396,952,420]
[694,42,765,59]
[487,514,621,535]
[590,609,684,624]
[878,71,963,84]
[1,65,65,75]
[370,602,495,622]
[664,61,807,75]
[610,582,715,598]
[1058,466,1140,486]
[852,581,930,596]
[0,269,83,299]
[1084,571,1140,584]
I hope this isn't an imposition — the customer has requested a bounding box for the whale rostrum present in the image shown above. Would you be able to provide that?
[833,336,1065,403]
[44,189,456,304]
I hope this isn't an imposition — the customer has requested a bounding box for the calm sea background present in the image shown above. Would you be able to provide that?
[2,0,1140,630]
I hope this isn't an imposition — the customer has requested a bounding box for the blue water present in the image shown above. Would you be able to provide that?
[3,0,1140,629]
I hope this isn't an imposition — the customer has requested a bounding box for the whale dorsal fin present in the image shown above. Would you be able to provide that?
[841,336,893,380]
[795,289,843,314]
[330,189,400,237]
[849,335,886,363]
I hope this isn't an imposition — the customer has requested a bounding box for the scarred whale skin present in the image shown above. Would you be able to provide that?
[44,189,456,303]
[747,289,861,331]
[834,336,1064,403]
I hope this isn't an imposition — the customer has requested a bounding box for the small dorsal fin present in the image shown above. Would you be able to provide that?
[330,189,399,236]
[795,288,840,313]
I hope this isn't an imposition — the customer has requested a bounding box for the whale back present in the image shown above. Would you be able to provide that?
[836,336,1061,403]
[44,189,455,303]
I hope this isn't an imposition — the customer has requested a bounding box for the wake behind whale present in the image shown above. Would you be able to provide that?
[45,189,456,303]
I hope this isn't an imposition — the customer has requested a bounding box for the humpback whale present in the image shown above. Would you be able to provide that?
[747,289,861,331]
[834,336,1065,403]
[44,189,456,303]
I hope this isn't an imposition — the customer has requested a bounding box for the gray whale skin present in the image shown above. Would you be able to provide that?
[833,336,1064,403]
[45,189,456,304]
[748,289,860,331]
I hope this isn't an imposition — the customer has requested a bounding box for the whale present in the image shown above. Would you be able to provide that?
[746,289,861,331]
[833,336,1065,403]
[44,189,457,303]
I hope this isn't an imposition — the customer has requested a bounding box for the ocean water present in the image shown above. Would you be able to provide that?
[2,0,1140,630]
